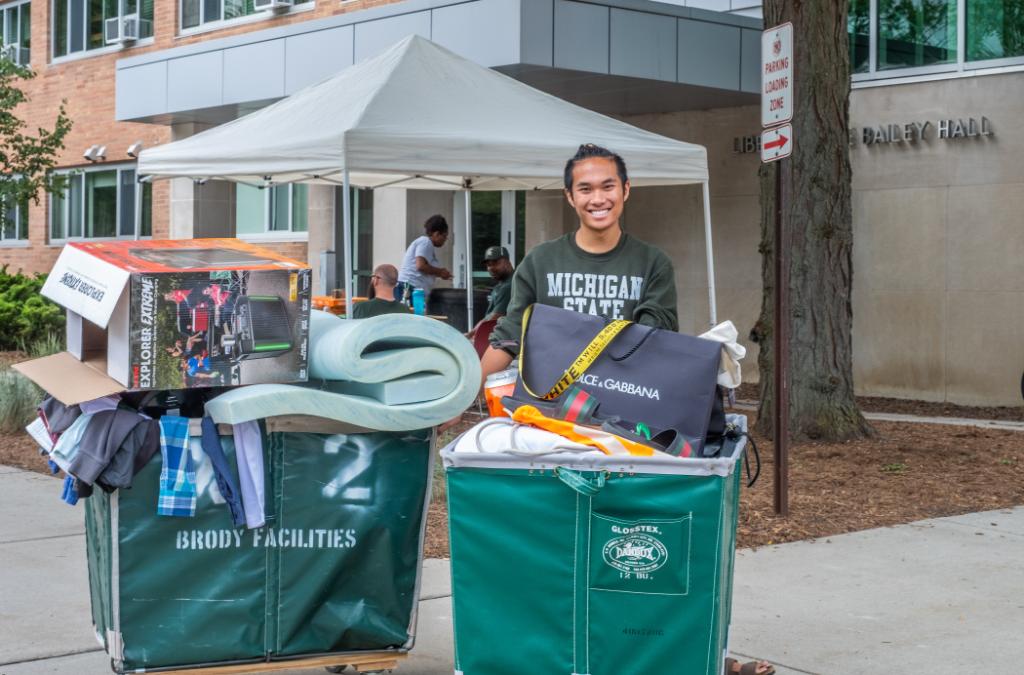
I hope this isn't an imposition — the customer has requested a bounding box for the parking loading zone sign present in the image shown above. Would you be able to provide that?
[762,22,793,128]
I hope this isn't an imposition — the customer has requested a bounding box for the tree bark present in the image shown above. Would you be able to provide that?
[755,0,873,441]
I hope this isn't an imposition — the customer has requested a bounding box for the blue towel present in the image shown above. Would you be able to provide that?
[200,417,246,528]
[157,416,196,517]
[60,475,79,506]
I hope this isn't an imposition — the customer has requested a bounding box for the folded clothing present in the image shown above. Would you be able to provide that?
[69,409,158,487]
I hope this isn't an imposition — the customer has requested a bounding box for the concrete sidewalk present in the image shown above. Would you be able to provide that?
[2,464,1021,674]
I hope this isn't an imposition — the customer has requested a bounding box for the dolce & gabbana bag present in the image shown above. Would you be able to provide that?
[513,304,724,457]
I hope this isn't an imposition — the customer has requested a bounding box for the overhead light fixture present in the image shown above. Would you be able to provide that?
[83,145,100,162]
[126,141,143,158]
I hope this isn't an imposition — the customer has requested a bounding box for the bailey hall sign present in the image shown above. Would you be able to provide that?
[854,116,993,145]
[733,116,994,153]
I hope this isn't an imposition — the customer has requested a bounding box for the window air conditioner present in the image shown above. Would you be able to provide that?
[104,14,141,45]
[1,44,29,66]
[253,0,293,12]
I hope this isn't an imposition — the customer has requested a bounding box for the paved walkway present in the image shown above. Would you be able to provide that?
[2,465,1021,674]
[733,401,1024,433]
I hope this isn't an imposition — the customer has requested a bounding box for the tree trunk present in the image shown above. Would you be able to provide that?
[755,0,873,441]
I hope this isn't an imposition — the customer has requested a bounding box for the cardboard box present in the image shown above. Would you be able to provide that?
[17,239,311,402]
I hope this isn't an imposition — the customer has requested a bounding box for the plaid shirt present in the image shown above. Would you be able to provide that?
[157,416,196,517]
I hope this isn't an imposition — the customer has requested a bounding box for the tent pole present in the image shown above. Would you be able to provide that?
[342,170,354,318]
[701,180,717,326]
[464,189,473,329]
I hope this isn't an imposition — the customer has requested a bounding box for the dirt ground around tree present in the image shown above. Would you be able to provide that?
[2,386,1021,559]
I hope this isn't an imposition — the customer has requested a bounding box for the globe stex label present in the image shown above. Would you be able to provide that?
[589,513,691,595]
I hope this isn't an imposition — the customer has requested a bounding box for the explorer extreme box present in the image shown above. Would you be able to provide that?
[39,238,311,392]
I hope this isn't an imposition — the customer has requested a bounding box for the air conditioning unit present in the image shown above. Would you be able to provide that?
[1,44,29,66]
[104,14,141,45]
[253,0,293,12]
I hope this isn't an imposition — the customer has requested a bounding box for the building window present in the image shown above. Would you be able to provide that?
[180,0,312,31]
[877,0,958,70]
[53,0,154,59]
[1,0,31,66]
[236,184,308,236]
[1,198,29,242]
[50,166,152,241]
[849,0,871,74]
[852,0,1024,79]
[967,0,1024,61]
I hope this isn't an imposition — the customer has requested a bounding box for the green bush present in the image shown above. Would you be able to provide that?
[0,368,40,434]
[0,265,64,351]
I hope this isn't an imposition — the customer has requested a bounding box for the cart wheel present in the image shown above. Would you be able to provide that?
[324,666,348,673]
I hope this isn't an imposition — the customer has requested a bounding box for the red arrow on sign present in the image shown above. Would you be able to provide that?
[764,133,789,150]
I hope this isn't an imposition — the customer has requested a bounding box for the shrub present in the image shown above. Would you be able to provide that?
[0,368,40,434]
[0,265,64,351]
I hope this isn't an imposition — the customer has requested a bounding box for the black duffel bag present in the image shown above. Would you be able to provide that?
[513,304,725,457]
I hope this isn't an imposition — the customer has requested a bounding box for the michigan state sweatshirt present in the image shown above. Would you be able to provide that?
[489,231,678,355]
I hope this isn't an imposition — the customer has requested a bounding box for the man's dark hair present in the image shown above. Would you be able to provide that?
[563,143,629,191]
[424,214,449,235]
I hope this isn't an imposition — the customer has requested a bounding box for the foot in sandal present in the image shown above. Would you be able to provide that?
[725,657,776,675]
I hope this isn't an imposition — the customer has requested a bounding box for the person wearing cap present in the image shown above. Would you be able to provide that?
[353,264,413,319]
[467,245,515,338]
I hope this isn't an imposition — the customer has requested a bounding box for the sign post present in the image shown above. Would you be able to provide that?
[761,22,793,517]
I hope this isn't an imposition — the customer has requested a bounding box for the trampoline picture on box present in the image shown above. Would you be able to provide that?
[137,268,308,389]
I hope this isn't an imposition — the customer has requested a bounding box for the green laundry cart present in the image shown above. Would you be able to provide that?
[443,414,748,675]
[85,424,434,673]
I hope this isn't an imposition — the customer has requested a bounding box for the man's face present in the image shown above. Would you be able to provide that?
[429,230,449,247]
[485,257,512,281]
[565,157,630,234]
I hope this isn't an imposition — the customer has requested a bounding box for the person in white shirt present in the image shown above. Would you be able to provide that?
[396,214,453,303]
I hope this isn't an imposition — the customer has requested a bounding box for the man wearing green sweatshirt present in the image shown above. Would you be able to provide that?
[481,143,678,381]
[477,143,774,675]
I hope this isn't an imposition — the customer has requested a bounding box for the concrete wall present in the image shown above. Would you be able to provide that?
[371,189,455,288]
[619,105,764,378]
[849,73,1024,405]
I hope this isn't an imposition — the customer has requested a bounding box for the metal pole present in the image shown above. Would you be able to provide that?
[701,180,717,326]
[773,158,790,516]
[352,188,360,293]
[464,189,473,329]
[342,170,353,319]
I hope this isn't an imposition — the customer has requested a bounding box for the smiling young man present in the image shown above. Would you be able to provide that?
[477,143,775,675]
[481,143,678,379]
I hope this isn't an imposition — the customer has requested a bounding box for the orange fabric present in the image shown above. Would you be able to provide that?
[510,405,654,457]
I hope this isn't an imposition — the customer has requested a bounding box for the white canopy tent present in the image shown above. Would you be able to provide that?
[139,35,718,323]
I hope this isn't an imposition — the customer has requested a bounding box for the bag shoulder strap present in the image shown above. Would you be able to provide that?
[518,304,632,401]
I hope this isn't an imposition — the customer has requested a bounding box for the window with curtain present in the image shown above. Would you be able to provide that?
[180,0,312,31]
[50,166,152,240]
[52,0,153,59]
[0,0,31,66]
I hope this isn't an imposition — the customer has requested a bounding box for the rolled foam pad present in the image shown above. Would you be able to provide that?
[206,311,481,430]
